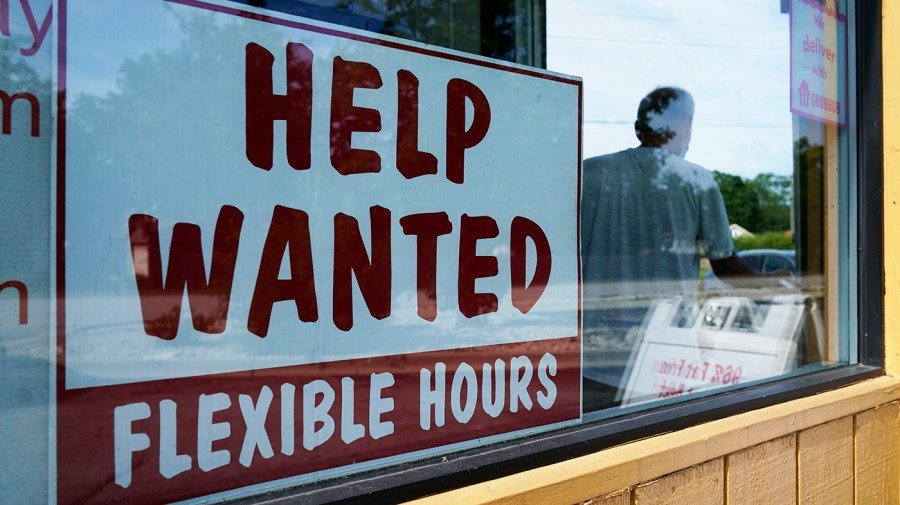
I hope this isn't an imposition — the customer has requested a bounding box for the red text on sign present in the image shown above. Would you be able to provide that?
[245,42,491,184]
[128,205,552,339]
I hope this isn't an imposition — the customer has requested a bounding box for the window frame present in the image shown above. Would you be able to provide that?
[227,1,885,503]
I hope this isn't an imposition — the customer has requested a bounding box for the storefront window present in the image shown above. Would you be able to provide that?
[548,0,853,414]
[230,0,545,67]
[0,0,871,503]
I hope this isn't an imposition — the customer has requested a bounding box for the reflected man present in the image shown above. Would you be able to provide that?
[581,87,757,409]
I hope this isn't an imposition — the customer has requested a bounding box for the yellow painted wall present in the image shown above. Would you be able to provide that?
[406,379,900,505]
[884,0,900,376]
[405,3,900,504]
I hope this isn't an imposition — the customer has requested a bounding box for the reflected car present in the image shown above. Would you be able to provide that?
[701,249,797,290]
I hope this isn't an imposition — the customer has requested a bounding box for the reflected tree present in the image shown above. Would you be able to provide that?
[793,134,825,278]
[713,170,791,233]
[353,0,481,55]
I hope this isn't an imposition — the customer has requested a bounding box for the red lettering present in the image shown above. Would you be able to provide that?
[0,90,39,136]
[0,0,8,36]
[128,206,244,340]
[330,56,383,175]
[245,42,313,171]
[248,205,318,337]
[458,214,499,318]
[445,78,491,184]
[0,0,51,56]
[0,280,27,324]
[17,0,51,57]
[399,212,452,321]
[396,69,437,179]
[333,206,392,331]
[510,216,551,313]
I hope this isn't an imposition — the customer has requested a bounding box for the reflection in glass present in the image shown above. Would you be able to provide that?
[230,0,545,66]
[0,0,859,501]
[565,0,850,413]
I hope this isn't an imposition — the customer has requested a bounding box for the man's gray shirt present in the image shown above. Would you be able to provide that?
[581,147,734,331]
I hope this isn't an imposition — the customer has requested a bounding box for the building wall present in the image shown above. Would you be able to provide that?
[583,402,899,505]
[884,0,900,378]
[589,402,898,505]
[407,2,900,503]
[408,378,900,505]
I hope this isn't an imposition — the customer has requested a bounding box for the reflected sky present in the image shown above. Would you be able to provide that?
[67,0,797,179]
[548,0,794,178]
[62,0,580,388]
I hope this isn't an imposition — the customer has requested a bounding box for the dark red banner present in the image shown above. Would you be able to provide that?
[57,338,580,504]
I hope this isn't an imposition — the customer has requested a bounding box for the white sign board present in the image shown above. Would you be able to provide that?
[620,296,812,406]
[54,1,582,503]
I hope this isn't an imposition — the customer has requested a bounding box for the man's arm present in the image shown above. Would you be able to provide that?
[709,253,756,277]
[709,253,790,288]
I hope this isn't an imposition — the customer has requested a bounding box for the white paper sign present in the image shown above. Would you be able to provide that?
[790,0,847,126]
[620,296,813,406]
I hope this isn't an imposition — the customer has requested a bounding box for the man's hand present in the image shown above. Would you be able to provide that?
[709,253,792,289]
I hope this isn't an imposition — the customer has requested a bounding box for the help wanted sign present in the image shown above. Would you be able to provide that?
[54,0,582,503]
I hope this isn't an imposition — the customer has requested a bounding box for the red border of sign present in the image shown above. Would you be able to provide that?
[55,1,584,503]
[56,0,68,399]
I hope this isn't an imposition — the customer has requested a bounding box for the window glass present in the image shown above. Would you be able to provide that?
[741,254,766,272]
[549,0,852,413]
[763,253,795,274]
[1,0,53,503]
[231,0,545,67]
[0,0,857,503]
[37,2,576,503]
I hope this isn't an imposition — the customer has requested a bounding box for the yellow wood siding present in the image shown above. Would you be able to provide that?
[407,378,900,505]
[886,0,900,378]
[797,417,854,504]
[726,436,797,505]
[634,459,723,505]
[855,402,900,505]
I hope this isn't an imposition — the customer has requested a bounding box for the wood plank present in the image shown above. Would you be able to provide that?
[855,402,900,505]
[726,435,796,505]
[797,417,853,504]
[634,459,723,505]
[582,490,631,505]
